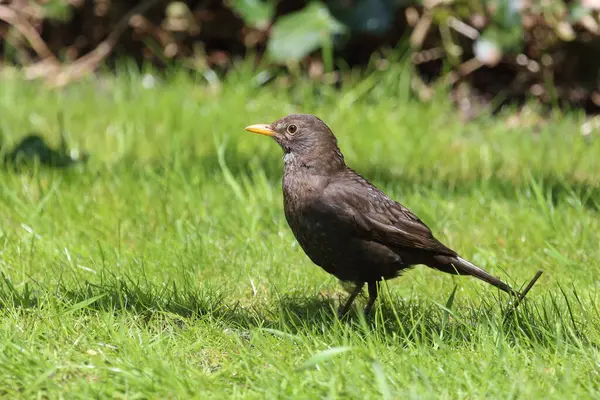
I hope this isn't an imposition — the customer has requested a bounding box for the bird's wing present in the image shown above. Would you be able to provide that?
[321,171,457,256]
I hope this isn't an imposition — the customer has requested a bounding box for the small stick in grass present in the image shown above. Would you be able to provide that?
[510,270,544,311]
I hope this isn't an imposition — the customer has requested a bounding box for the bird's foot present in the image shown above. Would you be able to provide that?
[362,281,378,317]
[337,282,364,319]
[337,304,350,319]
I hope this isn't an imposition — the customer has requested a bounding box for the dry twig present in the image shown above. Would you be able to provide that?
[0,5,59,63]
[9,0,163,87]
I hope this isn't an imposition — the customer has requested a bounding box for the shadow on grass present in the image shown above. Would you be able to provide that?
[1,272,596,350]
[273,290,595,349]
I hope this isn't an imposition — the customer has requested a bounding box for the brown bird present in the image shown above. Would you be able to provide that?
[245,114,519,317]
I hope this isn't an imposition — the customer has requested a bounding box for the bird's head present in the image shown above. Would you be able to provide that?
[245,114,344,171]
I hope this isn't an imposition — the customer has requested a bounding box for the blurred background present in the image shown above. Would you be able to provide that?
[2,0,600,120]
[2,3,600,397]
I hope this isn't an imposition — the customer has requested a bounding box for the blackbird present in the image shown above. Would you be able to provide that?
[245,114,519,316]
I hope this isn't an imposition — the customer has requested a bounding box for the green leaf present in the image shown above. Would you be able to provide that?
[567,4,591,23]
[229,0,275,30]
[40,0,74,22]
[328,0,395,35]
[494,0,522,28]
[267,2,346,63]
[299,346,352,370]
[480,24,523,53]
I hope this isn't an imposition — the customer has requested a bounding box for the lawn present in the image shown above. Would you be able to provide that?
[1,64,599,399]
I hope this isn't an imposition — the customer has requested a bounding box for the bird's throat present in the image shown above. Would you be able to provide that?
[283,148,346,175]
[283,152,296,166]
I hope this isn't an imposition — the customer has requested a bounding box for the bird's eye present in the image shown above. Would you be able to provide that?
[287,124,297,134]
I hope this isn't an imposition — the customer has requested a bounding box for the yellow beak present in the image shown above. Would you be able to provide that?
[244,124,276,137]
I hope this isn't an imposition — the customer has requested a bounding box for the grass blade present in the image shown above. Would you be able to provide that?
[65,293,107,315]
[300,346,352,370]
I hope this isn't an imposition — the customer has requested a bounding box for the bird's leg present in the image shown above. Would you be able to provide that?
[337,283,364,318]
[363,281,379,315]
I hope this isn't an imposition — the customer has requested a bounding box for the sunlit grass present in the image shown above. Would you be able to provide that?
[0,62,599,398]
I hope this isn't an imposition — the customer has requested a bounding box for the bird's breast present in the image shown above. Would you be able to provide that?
[282,168,324,202]
[282,170,326,232]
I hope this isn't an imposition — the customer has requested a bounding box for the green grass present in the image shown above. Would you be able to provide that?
[0,63,599,398]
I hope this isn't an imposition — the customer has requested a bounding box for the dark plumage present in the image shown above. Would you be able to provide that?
[245,114,519,316]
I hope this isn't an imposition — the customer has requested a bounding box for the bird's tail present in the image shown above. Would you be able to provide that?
[435,255,518,296]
